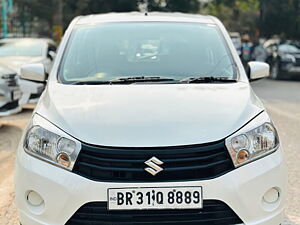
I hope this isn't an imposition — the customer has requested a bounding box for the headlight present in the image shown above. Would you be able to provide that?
[24,114,81,170]
[226,112,279,167]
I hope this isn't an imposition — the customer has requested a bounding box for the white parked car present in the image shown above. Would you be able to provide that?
[0,38,56,105]
[15,13,287,225]
[0,63,21,116]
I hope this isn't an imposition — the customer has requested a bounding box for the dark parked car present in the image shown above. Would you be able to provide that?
[270,42,300,79]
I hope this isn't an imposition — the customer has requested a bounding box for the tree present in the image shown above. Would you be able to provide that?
[201,0,260,36]
[137,0,199,13]
[13,0,139,37]
[259,0,300,39]
[13,0,201,37]
[203,0,300,39]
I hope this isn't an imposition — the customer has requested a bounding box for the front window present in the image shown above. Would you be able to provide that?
[0,40,44,57]
[60,22,237,83]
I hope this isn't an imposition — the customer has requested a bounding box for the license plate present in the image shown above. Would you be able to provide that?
[108,186,203,210]
[12,90,22,100]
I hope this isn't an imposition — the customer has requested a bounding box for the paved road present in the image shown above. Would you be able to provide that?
[0,79,299,225]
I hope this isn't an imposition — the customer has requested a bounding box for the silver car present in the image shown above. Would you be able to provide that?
[0,63,21,116]
[0,38,57,105]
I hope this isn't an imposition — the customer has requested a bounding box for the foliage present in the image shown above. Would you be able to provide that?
[139,0,199,13]
[64,0,138,25]
[201,0,260,35]
[12,0,300,39]
[202,0,300,39]
[259,0,300,39]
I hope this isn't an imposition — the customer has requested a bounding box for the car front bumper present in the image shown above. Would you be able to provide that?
[0,98,21,116]
[15,145,287,225]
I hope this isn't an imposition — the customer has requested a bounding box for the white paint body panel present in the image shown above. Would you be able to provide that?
[249,61,270,80]
[36,82,263,147]
[20,63,46,82]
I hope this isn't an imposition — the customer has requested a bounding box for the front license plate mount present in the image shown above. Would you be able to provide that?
[108,186,203,210]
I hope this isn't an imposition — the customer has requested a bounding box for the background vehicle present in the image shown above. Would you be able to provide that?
[269,42,300,79]
[229,32,242,56]
[0,63,21,116]
[0,38,56,105]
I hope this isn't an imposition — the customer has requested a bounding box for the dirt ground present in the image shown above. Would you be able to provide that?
[0,108,33,225]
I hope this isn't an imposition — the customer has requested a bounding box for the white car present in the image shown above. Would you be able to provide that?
[15,13,287,225]
[0,38,56,105]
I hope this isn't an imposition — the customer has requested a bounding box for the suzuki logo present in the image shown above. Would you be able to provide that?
[144,156,164,176]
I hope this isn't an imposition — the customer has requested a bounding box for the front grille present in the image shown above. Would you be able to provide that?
[295,57,300,66]
[2,74,17,87]
[65,200,243,225]
[0,100,18,112]
[29,92,42,99]
[72,140,234,182]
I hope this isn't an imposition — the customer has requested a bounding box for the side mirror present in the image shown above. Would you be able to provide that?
[248,61,270,82]
[47,50,56,61]
[20,63,46,82]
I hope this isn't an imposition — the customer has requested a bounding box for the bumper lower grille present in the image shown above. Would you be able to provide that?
[66,200,243,225]
[29,92,42,99]
[72,140,234,182]
[0,100,18,112]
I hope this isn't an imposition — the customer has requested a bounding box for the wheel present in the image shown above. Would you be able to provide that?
[270,61,282,80]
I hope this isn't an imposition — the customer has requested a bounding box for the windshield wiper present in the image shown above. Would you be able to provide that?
[67,76,177,85]
[67,76,236,85]
[67,80,113,85]
[110,76,177,84]
[181,76,237,84]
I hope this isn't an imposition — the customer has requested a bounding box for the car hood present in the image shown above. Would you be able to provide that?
[0,56,44,73]
[36,82,264,147]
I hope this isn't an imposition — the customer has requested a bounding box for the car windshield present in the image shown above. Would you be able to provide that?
[0,40,44,57]
[60,22,237,83]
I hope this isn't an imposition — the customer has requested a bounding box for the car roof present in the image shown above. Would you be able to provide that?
[76,12,217,25]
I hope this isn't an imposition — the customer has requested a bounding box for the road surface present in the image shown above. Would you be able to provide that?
[0,79,299,224]
[252,79,300,224]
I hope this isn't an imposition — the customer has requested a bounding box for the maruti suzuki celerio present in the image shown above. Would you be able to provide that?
[15,13,287,225]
